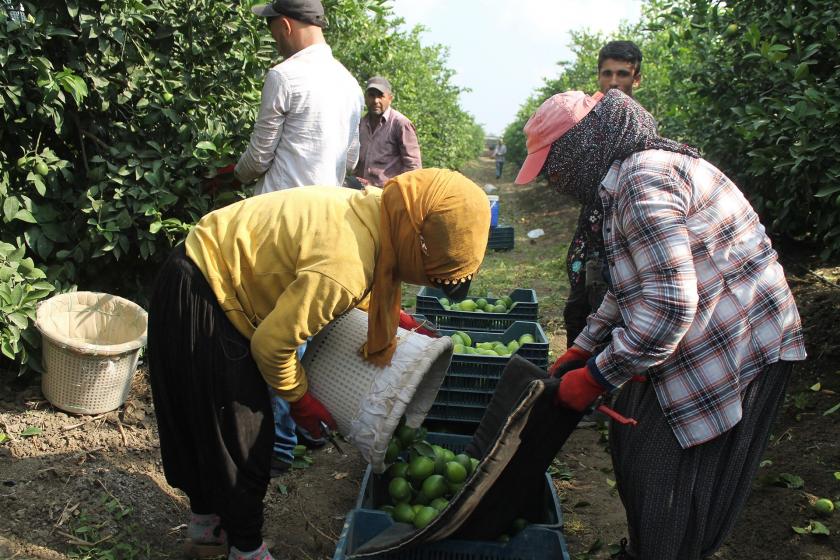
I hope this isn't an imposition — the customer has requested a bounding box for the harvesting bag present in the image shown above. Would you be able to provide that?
[302,308,453,474]
[351,355,584,556]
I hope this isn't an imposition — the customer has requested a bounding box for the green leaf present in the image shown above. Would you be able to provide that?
[809,382,821,392]
[834,472,840,481]
[814,185,840,198]
[811,521,830,536]
[13,209,37,224]
[195,141,217,151]
[275,483,288,495]
[823,403,840,416]
[0,433,7,444]
[777,473,804,489]
[20,426,42,437]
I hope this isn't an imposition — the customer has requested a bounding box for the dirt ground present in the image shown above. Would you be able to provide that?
[1,157,839,560]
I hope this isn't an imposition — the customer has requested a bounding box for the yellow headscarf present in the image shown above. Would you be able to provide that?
[362,168,491,366]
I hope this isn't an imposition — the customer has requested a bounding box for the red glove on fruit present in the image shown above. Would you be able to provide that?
[398,310,439,338]
[554,365,607,412]
[289,392,336,437]
[548,346,592,377]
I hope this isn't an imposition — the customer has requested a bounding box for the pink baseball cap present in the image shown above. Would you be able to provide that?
[514,91,604,185]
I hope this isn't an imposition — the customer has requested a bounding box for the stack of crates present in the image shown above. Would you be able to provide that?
[414,287,547,432]
[333,433,570,560]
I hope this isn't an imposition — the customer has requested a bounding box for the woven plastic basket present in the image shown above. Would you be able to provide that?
[35,291,148,415]
[302,308,453,473]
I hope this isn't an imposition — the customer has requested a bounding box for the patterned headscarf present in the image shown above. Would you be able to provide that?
[543,89,699,204]
[542,90,700,283]
[363,168,491,366]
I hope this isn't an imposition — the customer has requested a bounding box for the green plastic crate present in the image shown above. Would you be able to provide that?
[415,287,538,333]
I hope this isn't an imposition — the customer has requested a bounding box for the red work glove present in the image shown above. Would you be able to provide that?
[398,310,439,338]
[548,346,592,377]
[554,365,607,412]
[202,164,240,195]
[289,392,336,437]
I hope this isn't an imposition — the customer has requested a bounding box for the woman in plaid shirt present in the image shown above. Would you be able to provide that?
[516,90,806,559]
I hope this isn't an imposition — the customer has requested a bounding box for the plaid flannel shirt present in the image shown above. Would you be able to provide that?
[575,150,806,449]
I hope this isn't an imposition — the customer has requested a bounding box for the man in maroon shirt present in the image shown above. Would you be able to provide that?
[354,76,422,186]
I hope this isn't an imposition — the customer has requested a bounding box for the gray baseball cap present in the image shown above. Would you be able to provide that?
[251,0,327,28]
[365,76,392,96]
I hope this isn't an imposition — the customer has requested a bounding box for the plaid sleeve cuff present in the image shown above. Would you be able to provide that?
[587,356,616,392]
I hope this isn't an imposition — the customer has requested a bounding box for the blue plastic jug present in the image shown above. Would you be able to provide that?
[488,195,500,227]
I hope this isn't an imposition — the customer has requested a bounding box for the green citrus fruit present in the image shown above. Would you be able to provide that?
[408,456,435,483]
[453,453,472,474]
[493,303,507,313]
[385,440,402,463]
[430,497,449,512]
[814,498,835,515]
[162,92,174,103]
[470,457,480,473]
[476,298,488,309]
[511,518,528,533]
[518,333,535,345]
[388,477,411,503]
[439,297,450,306]
[450,333,464,346]
[460,299,477,311]
[396,425,417,447]
[388,462,409,480]
[393,502,415,524]
[501,296,513,307]
[447,481,464,495]
[464,346,477,354]
[35,161,49,176]
[421,474,448,500]
[292,444,307,458]
[16,156,27,169]
[441,449,455,462]
[413,506,438,529]
[444,461,467,484]
[455,331,472,346]
[507,340,520,353]
[412,504,425,515]
[453,343,466,354]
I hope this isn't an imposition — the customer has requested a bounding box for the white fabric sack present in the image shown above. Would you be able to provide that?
[302,308,453,473]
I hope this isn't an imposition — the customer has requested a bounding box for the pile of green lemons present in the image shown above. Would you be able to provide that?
[378,423,479,530]
[439,295,515,314]
[377,420,535,541]
[449,330,536,357]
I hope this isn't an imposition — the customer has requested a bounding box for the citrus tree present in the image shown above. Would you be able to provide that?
[0,0,483,374]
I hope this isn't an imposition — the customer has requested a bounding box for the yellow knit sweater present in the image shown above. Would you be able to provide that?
[185,186,382,401]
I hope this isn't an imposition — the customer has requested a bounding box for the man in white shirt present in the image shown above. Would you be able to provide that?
[235,0,364,195]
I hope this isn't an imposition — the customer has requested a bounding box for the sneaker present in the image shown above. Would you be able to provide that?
[270,456,291,477]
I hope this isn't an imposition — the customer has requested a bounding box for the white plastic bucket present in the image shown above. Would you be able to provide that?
[302,309,453,473]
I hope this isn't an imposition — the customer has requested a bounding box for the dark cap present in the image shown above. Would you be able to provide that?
[365,76,392,96]
[251,0,327,28]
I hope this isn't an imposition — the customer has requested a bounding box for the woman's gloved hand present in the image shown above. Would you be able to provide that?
[548,346,592,377]
[289,392,336,437]
[398,309,439,337]
[554,365,607,412]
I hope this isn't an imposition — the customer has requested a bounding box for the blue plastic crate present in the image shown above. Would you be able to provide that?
[415,288,538,333]
[335,433,569,560]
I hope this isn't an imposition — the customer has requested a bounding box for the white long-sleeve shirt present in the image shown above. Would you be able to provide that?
[235,43,364,194]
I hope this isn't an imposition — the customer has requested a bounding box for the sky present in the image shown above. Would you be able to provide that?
[390,0,644,136]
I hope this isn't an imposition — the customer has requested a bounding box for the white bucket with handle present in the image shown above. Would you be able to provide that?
[302,308,452,473]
